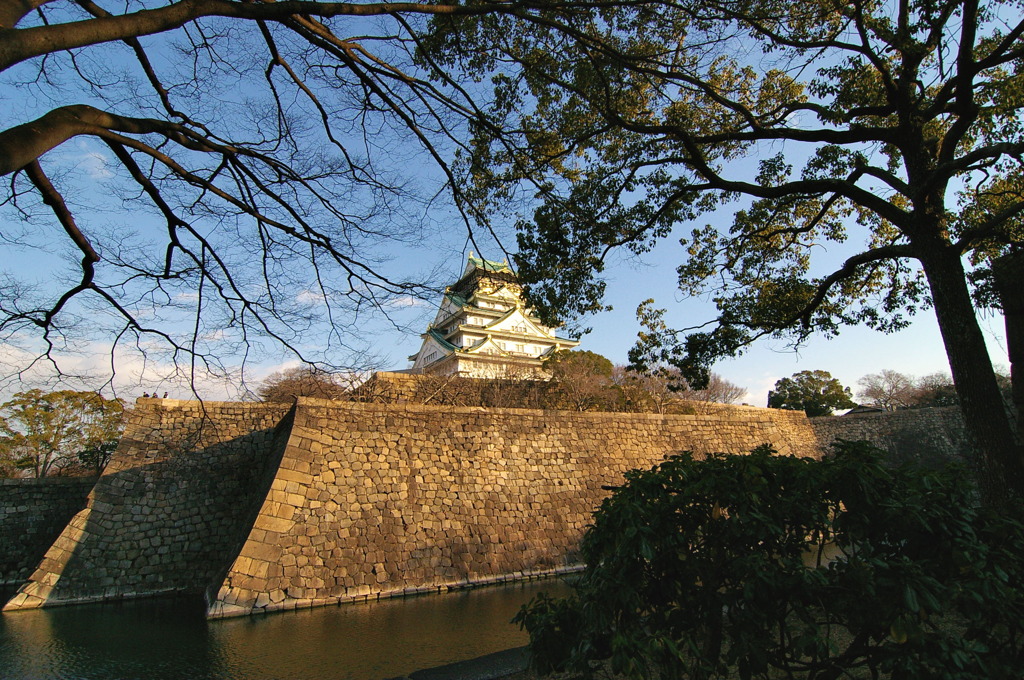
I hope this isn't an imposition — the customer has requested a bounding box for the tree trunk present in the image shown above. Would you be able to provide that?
[992,252,1024,436]
[920,245,1024,505]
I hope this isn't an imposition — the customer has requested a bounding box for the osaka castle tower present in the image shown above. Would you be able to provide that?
[408,253,580,377]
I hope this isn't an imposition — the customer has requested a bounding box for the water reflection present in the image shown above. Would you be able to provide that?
[0,580,568,680]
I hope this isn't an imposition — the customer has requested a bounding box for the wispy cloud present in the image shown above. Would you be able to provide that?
[0,342,251,402]
[384,295,431,309]
[296,289,327,305]
[72,140,114,179]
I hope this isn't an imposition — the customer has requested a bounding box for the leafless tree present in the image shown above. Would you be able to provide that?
[0,0,567,393]
[687,373,747,407]
[857,369,1011,410]
[256,366,349,402]
[612,364,677,414]
[857,370,918,411]
[614,365,746,414]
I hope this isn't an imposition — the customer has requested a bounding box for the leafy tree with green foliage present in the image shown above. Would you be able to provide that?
[767,369,855,416]
[516,442,1024,680]
[75,441,120,476]
[430,0,1024,502]
[0,389,126,477]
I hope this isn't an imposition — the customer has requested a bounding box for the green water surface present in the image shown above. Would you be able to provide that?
[0,579,568,680]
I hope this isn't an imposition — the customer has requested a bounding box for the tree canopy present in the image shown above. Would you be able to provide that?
[544,349,618,411]
[516,443,1024,679]
[256,366,351,402]
[433,0,1024,501]
[0,389,126,477]
[858,369,919,411]
[767,369,855,417]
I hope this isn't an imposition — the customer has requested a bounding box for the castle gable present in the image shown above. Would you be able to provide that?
[431,292,467,327]
[410,331,456,370]
[460,336,509,356]
[486,308,552,338]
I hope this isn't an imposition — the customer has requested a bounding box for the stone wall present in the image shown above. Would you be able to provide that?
[209,399,819,617]
[2,397,822,616]
[3,400,293,611]
[810,406,974,467]
[0,477,97,587]
[352,371,427,403]
[3,396,1000,618]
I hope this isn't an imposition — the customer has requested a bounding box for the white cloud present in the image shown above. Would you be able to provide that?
[295,289,327,305]
[744,373,782,408]
[79,151,113,179]
[384,295,431,309]
[0,342,251,402]
[69,140,114,179]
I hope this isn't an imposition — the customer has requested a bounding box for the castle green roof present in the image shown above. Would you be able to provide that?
[426,328,459,351]
[468,254,512,274]
[444,291,469,307]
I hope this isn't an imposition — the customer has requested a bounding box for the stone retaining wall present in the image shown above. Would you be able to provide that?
[811,406,974,467]
[0,477,97,587]
[2,396,828,616]
[3,400,293,611]
[7,396,981,618]
[209,399,819,617]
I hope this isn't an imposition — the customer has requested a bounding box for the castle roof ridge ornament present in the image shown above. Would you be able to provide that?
[466,252,513,275]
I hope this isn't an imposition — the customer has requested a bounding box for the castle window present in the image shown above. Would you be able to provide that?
[511,323,527,333]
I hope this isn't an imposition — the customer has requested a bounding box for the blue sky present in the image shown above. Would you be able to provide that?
[377,239,1009,408]
[0,136,1007,406]
[0,16,1010,407]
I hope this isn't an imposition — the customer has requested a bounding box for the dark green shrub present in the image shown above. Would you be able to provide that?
[516,442,1024,679]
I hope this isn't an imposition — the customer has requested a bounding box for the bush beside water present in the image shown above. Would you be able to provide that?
[516,442,1024,679]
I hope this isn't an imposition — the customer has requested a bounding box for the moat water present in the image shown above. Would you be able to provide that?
[0,579,569,680]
